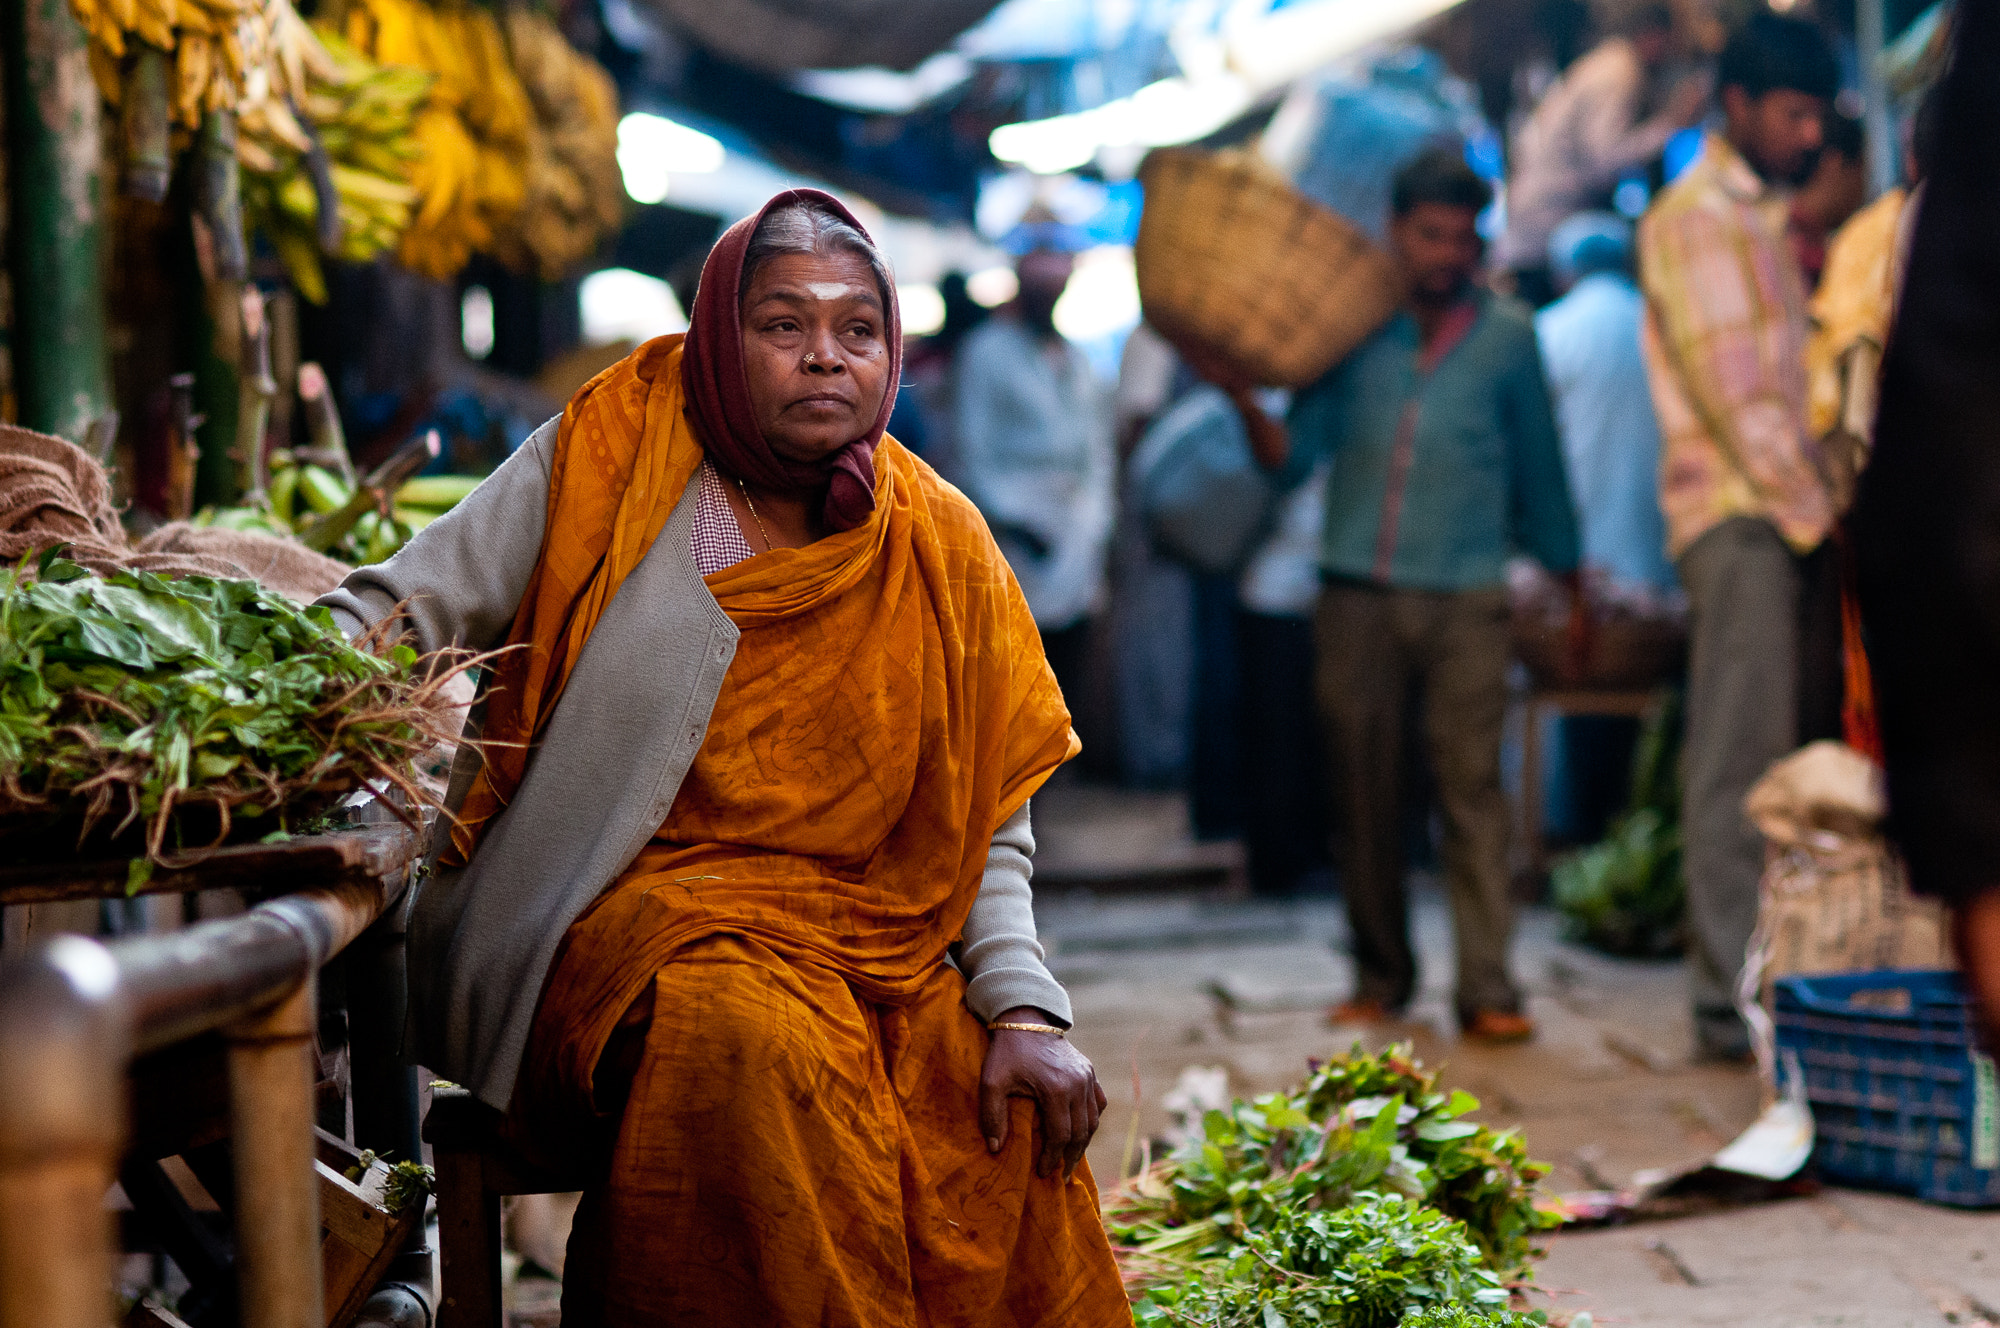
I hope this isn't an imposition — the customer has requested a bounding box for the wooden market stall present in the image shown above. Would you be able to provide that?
[0,814,430,1328]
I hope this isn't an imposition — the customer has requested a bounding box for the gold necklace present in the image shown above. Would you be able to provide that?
[734,476,775,552]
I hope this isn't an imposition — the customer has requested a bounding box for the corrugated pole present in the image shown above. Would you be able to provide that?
[227,979,327,1328]
[2,0,112,440]
[1857,0,1897,197]
[191,108,248,508]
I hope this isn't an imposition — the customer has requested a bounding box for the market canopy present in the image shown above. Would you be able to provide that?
[618,0,1480,221]
[637,0,1007,72]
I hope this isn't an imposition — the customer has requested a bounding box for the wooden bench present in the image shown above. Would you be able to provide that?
[424,1087,582,1328]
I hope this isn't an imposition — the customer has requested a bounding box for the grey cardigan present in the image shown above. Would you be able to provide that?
[319,418,1070,1109]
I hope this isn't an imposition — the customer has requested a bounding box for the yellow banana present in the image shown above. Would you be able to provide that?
[104,0,137,44]
[131,0,173,50]
[174,33,210,126]
[88,39,123,99]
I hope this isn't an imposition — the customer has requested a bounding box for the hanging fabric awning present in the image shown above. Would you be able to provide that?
[638,0,1006,72]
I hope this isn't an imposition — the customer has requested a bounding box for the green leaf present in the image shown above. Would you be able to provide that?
[1264,1101,1312,1131]
[1416,1121,1481,1143]
[192,750,244,782]
[125,857,155,896]
[72,613,154,669]
[35,545,88,582]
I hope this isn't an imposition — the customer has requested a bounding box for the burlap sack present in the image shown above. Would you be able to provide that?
[135,524,350,603]
[1739,740,1953,1085]
[0,425,349,602]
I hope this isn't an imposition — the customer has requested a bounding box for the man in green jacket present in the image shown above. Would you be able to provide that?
[1246,148,1582,1042]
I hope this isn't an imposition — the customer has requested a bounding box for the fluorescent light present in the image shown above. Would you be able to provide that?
[795,52,972,113]
[966,267,1018,308]
[460,285,495,360]
[579,267,689,346]
[1226,0,1465,92]
[989,75,1252,175]
[1052,246,1139,343]
[617,113,726,204]
[899,283,946,336]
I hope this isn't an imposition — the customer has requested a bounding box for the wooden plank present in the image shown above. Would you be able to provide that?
[317,1161,391,1252]
[322,1233,381,1328]
[0,823,421,903]
[317,1157,421,1328]
[315,1126,367,1175]
[433,1147,503,1328]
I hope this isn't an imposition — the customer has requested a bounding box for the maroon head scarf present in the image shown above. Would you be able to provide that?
[680,189,902,532]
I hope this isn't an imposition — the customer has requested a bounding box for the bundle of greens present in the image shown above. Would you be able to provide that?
[0,551,457,867]
[1108,1046,1558,1287]
[1133,1197,1548,1328]
[1550,689,1685,958]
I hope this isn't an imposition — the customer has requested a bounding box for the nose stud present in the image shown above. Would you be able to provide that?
[803,352,818,365]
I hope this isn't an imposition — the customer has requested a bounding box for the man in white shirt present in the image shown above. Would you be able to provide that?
[1497,5,1708,305]
[1535,212,1675,597]
[953,243,1116,704]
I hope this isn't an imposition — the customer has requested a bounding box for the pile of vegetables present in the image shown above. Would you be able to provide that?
[1133,1200,1549,1328]
[200,450,478,566]
[0,550,459,868]
[1110,1045,1559,1327]
[1550,690,1685,958]
[194,366,483,568]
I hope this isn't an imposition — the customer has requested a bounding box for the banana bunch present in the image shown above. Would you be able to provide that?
[74,0,258,129]
[491,9,623,280]
[198,453,482,565]
[344,0,531,281]
[233,0,335,152]
[239,29,430,302]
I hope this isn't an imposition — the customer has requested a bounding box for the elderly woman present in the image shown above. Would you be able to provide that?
[319,192,1130,1326]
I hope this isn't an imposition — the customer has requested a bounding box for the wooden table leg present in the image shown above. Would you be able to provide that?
[432,1145,502,1328]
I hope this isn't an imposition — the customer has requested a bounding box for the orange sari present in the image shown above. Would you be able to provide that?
[488,338,1131,1326]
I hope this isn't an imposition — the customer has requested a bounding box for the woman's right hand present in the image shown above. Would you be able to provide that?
[978,1009,1107,1179]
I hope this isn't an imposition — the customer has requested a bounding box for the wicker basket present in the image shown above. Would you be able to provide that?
[1512,613,1687,691]
[1135,147,1404,389]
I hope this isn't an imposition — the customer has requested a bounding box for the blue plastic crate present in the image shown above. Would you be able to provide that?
[1773,969,2000,1207]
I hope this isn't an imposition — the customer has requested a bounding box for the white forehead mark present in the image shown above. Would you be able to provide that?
[804,282,867,301]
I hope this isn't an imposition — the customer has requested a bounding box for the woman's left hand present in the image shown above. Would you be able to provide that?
[978,1007,1107,1180]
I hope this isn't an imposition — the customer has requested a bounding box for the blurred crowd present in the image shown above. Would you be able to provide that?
[889,7,1930,1056]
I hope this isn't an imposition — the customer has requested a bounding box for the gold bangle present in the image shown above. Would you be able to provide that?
[989,1021,1066,1036]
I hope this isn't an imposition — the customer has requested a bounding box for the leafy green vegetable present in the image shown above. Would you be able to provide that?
[1400,1307,1551,1328]
[0,553,452,859]
[1132,1194,1544,1328]
[340,1151,436,1217]
[381,1160,435,1216]
[1550,808,1682,958]
[1108,1045,1557,1283]
[1551,689,1684,958]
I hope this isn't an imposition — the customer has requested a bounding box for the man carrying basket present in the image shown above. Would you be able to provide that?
[1240,148,1583,1043]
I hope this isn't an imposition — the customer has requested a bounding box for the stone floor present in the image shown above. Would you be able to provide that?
[1035,785,2000,1328]
[495,783,2000,1326]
